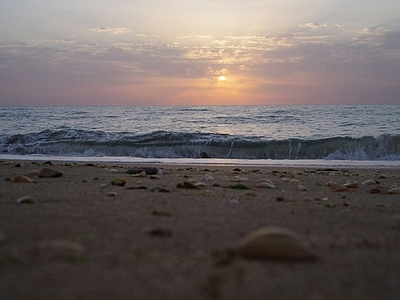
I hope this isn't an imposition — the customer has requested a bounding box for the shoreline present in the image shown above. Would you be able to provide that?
[1,160,399,299]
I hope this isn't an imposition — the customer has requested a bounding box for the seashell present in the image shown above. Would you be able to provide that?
[39,168,63,178]
[257,182,276,189]
[234,176,248,181]
[235,227,316,261]
[16,196,36,204]
[112,177,126,186]
[194,181,207,188]
[177,181,200,189]
[290,179,300,184]
[281,177,291,182]
[108,169,119,173]
[27,170,40,176]
[362,179,377,185]
[149,175,161,180]
[11,175,33,183]
[107,192,118,197]
[388,187,400,194]
[188,178,199,184]
[150,186,171,193]
[333,186,351,193]
[298,185,310,191]
[344,181,358,188]
[377,174,388,179]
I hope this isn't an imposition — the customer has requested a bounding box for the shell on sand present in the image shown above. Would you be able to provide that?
[235,227,316,261]
[344,181,358,188]
[257,180,276,189]
[11,175,33,183]
[361,179,377,185]
[298,185,310,191]
[388,187,400,194]
[290,179,300,184]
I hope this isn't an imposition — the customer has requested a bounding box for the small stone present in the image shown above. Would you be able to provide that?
[369,187,382,194]
[388,187,400,194]
[392,215,400,229]
[257,181,276,189]
[150,186,171,193]
[230,200,239,205]
[38,168,63,178]
[177,181,200,189]
[11,175,33,183]
[290,179,300,184]
[235,227,316,261]
[16,196,36,204]
[144,228,173,237]
[107,192,118,197]
[281,177,291,182]
[152,210,172,217]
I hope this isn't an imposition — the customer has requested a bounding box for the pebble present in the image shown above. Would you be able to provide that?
[16,196,36,204]
[392,215,400,229]
[235,227,316,261]
[388,187,400,194]
[11,175,33,183]
[290,179,300,184]
[150,186,171,193]
[38,168,63,178]
[333,186,351,193]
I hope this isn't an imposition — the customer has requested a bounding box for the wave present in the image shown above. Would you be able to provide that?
[1,129,400,160]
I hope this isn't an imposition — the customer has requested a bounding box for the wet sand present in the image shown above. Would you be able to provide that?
[1,160,399,300]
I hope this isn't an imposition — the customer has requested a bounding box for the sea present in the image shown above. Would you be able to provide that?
[1,105,400,167]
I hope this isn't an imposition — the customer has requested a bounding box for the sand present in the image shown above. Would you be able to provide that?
[0,160,399,300]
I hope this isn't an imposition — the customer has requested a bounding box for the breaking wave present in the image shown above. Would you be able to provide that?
[1,129,400,160]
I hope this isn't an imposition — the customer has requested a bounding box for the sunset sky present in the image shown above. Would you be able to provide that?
[1,0,400,106]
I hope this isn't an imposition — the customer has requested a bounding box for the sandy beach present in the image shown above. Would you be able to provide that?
[1,159,399,300]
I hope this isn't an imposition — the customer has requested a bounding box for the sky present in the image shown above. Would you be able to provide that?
[1,0,400,106]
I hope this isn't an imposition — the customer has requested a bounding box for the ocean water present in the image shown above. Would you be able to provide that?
[1,105,400,166]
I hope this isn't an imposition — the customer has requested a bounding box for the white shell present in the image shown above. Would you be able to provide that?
[388,188,400,194]
[298,185,310,191]
[362,179,377,185]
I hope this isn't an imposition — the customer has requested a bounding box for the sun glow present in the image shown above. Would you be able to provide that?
[217,76,227,81]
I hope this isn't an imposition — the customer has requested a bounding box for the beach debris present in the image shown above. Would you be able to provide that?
[11,175,33,183]
[392,215,400,230]
[110,177,126,186]
[126,168,162,176]
[107,192,118,197]
[177,181,201,189]
[228,183,251,190]
[38,168,63,178]
[369,187,382,194]
[27,170,40,176]
[235,227,316,261]
[16,196,36,204]
[152,210,172,217]
[362,179,377,185]
[388,187,400,194]
[150,186,171,193]
[144,228,173,237]
[298,185,310,191]
[344,180,358,188]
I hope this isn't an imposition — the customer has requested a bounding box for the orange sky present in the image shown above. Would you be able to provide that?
[1,1,400,106]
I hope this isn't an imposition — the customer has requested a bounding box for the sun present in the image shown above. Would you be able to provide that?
[217,76,227,82]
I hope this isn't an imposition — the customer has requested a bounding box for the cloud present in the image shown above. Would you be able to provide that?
[89,27,132,34]
[299,23,329,29]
